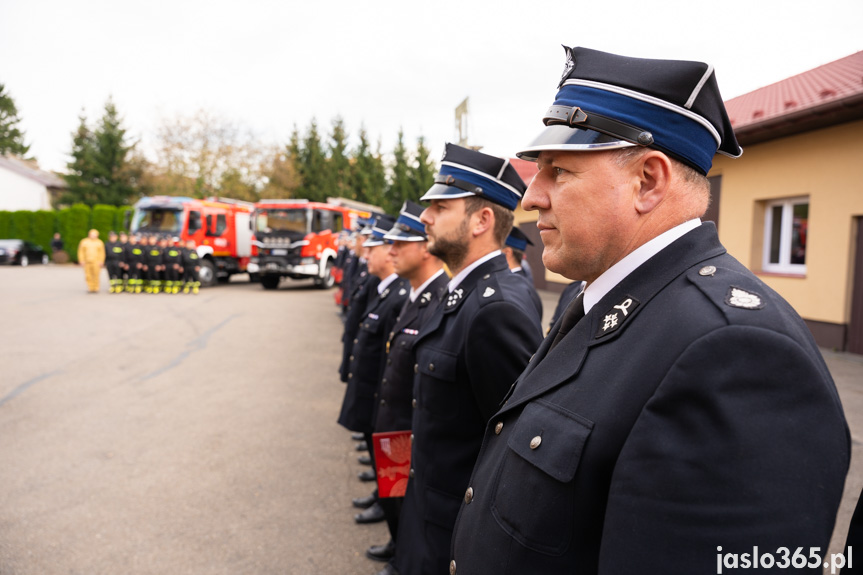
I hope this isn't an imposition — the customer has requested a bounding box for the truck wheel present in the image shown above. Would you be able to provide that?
[248,273,260,283]
[315,261,335,289]
[261,276,280,290]
[199,259,217,287]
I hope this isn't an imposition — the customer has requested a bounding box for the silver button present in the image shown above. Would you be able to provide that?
[410,468,415,478]
[429,363,435,372]
[412,399,417,408]
[414,363,419,374]
[410,433,414,444]
[353,338,358,344]
[380,399,386,406]
[464,487,473,504]
[530,436,542,449]
[349,355,354,361]
[450,559,456,575]
[348,373,353,379]
[699,265,717,276]
[494,422,503,435]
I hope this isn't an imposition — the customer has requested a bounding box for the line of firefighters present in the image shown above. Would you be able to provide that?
[104,231,202,294]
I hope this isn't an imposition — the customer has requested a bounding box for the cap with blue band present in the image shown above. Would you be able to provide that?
[505,227,533,252]
[384,201,427,242]
[363,214,397,247]
[421,143,527,210]
[517,46,742,175]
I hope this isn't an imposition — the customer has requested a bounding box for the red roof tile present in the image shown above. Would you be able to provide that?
[510,157,538,187]
[726,51,863,135]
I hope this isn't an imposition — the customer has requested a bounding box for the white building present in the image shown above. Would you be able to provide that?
[0,155,66,211]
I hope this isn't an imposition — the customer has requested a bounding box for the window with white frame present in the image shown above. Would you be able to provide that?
[762,197,808,274]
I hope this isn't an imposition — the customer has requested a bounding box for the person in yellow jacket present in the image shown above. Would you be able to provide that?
[77,229,106,293]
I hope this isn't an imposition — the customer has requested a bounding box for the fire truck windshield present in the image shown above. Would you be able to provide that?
[132,208,183,234]
[256,208,308,235]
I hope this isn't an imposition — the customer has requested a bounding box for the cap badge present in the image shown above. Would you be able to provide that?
[726,287,764,310]
[595,296,641,339]
[483,287,495,298]
[559,45,575,88]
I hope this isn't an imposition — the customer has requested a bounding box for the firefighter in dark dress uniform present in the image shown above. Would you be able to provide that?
[503,227,543,320]
[337,215,410,529]
[363,202,448,569]
[449,46,849,575]
[392,144,543,575]
[104,231,124,293]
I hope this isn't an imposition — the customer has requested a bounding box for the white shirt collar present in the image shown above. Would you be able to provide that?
[410,269,445,302]
[583,219,701,314]
[448,250,501,293]
[377,273,399,294]
[510,266,523,274]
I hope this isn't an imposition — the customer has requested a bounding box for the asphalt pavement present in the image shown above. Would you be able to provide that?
[0,265,861,574]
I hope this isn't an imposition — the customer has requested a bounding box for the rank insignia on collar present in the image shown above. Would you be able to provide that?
[725,286,764,310]
[482,287,495,298]
[381,288,390,299]
[419,291,433,307]
[595,296,640,339]
[445,287,464,310]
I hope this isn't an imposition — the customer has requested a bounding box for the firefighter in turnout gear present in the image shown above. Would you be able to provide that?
[145,235,163,293]
[182,240,201,294]
[163,237,183,294]
[104,231,125,293]
[118,232,130,291]
[126,235,146,293]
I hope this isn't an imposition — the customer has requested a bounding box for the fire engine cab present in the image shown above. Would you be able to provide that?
[248,198,376,290]
[130,196,254,286]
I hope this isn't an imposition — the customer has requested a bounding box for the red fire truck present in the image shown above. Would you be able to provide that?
[248,198,378,290]
[129,196,255,287]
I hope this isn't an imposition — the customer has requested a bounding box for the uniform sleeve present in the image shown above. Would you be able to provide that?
[465,302,542,422]
[598,325,849,574]
[77,240,84,264]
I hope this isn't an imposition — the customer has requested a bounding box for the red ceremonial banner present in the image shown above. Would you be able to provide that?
[372,430,412,498]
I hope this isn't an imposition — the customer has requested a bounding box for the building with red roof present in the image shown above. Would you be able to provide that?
[709,51,863,353]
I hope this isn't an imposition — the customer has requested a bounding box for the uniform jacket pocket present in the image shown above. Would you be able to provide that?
[491,400,594,555]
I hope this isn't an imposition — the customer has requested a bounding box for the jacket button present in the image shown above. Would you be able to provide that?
[410,433,414,444]
[410,468,415,478]
[494,422,503,435]
[450,559,456,575]
[380,399,386,406]
[464,487,473,504]
[387,359,392,365]
[349,355,354,361]
[412,399,417,408]
[429,363,435,372]
[353,338,358,344]
[530,436,542,449]
[414,363,419,374]
[382,378,387,384]
[348,373,353,379]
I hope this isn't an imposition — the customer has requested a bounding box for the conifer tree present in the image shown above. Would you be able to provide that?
[0,83,30,157]
[386,129,413,215]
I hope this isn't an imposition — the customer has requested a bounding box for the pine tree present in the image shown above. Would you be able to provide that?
[0,83,30,157]
[327,117,351,200]
[409,136,437,200]
[62,98,140,206]
[386,129,412,215]
[297,119,328,202]
[349,126,385,207]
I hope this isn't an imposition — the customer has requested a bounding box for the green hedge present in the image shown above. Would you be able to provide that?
[10,210,34,242]
[0,211,11,239]
[0,205,136,262]
[60,204,91,263]
[91,204,116,240]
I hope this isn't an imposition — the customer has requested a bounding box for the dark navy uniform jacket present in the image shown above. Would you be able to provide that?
[339,265,380,383]
[395,253,543,575]
[375,271,449,433]
[450,223,849,574]
[513,269,543,321]
[337,276,410,434]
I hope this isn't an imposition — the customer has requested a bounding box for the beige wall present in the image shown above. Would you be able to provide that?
[710,120,863,325]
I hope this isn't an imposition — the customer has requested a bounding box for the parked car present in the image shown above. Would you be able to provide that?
[0,239,50,266]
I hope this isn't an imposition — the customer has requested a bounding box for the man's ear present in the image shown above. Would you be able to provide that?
[634,151,673,215]
[471,206,494,237]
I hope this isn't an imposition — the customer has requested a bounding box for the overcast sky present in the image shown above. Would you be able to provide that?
[1,0,861,173]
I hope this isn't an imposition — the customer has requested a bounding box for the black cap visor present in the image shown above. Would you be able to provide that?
[516,124,635,160]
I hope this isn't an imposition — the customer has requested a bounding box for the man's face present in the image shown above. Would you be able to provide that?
[523,150,637,284]
[420,199,470,269]
[365,244,391,278]
[89,231,98,239]
[389,240,427,280]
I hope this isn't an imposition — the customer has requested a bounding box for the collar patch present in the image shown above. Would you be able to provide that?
[445,287,465,310]
[595,296,640,339]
